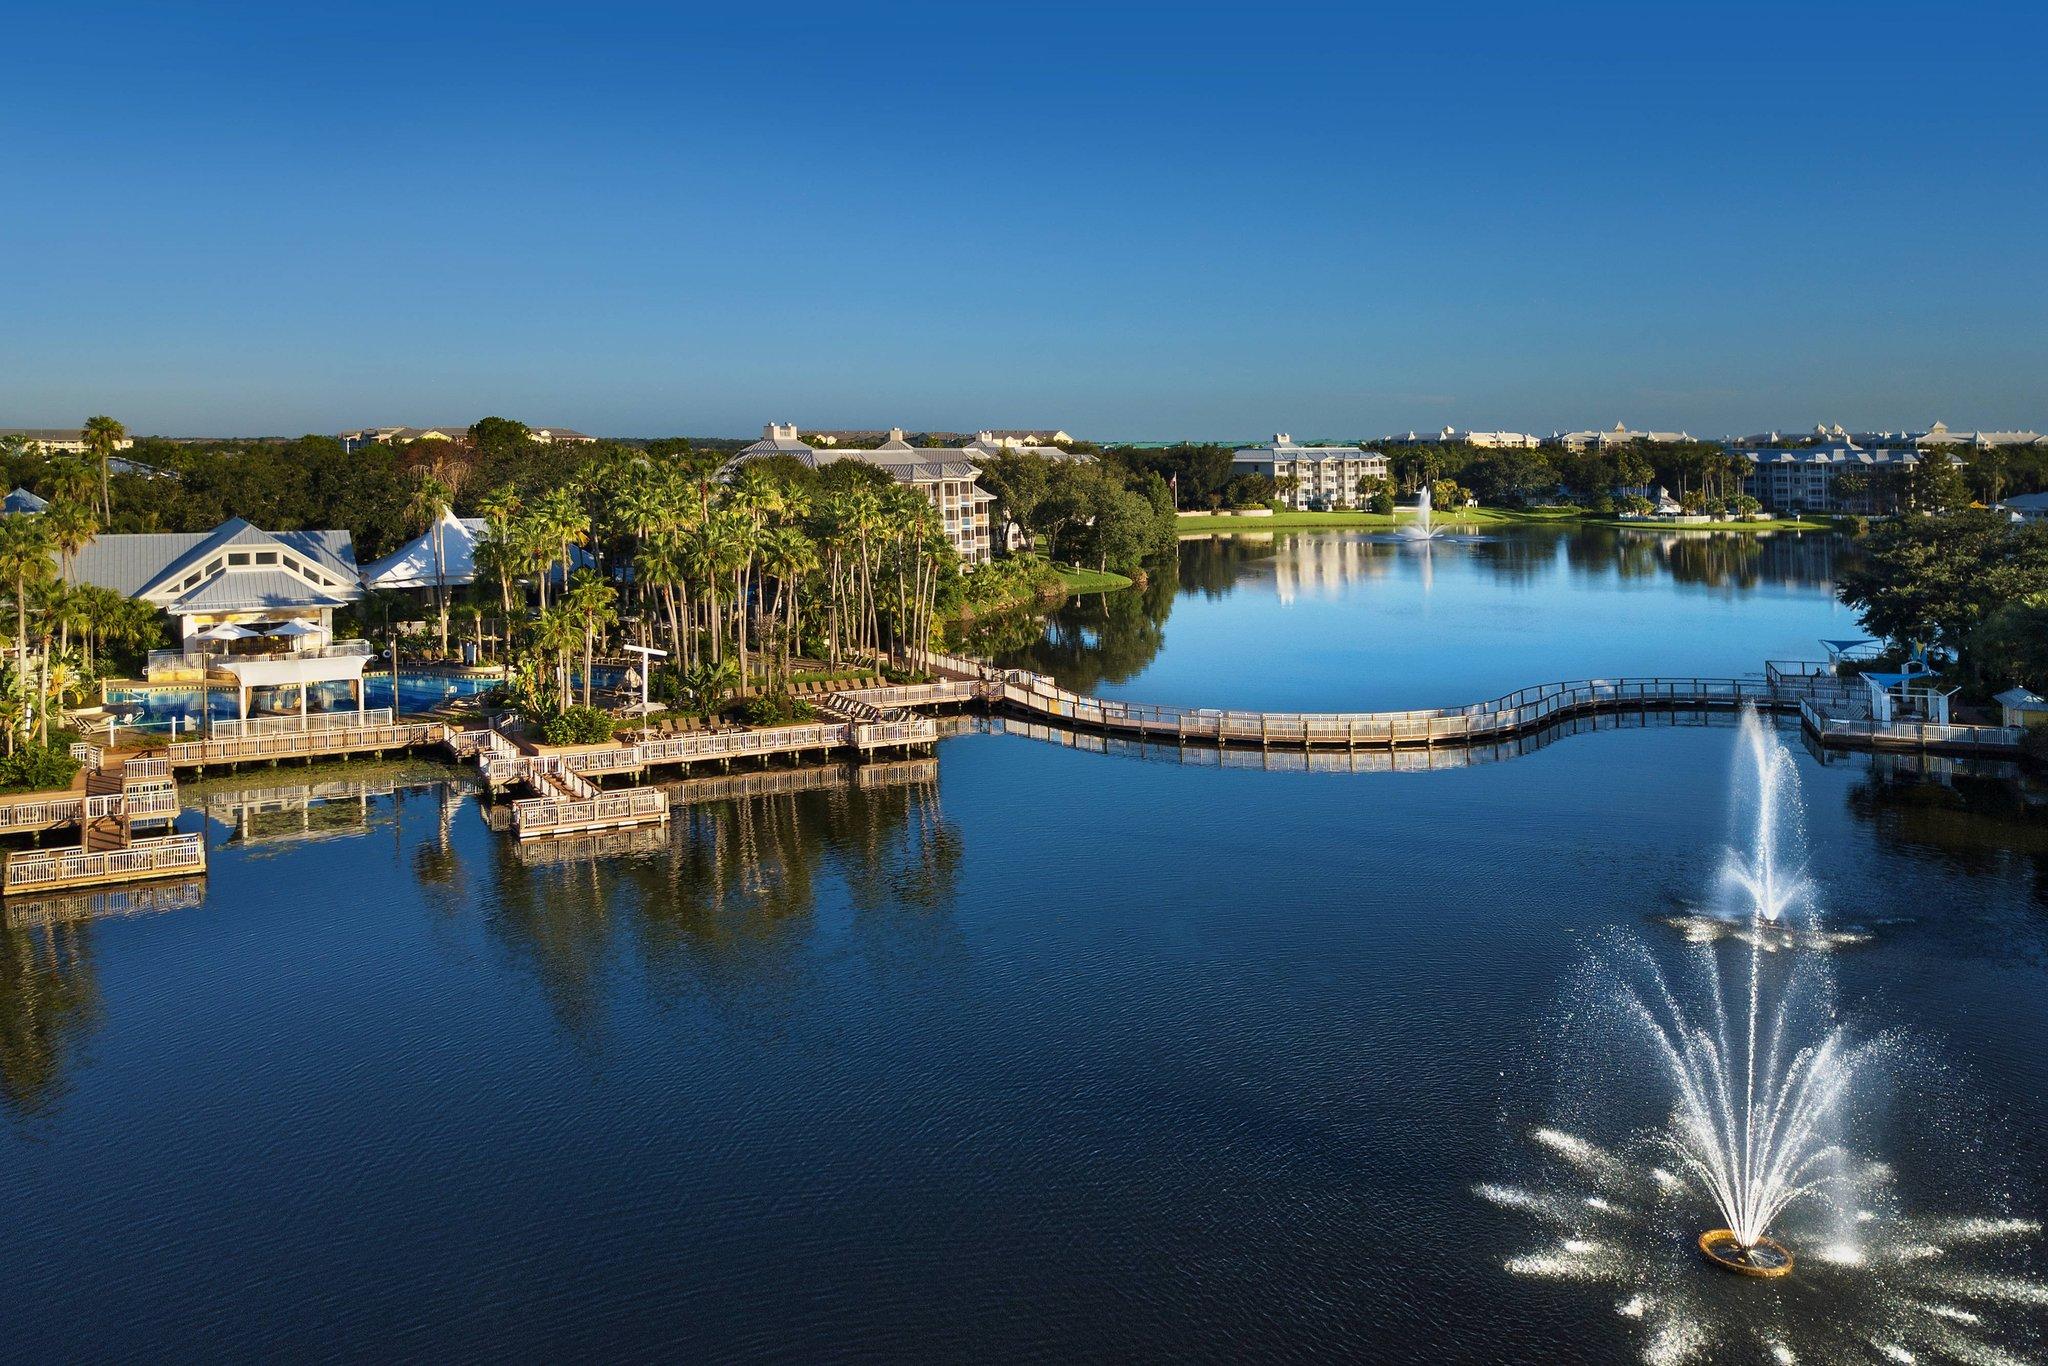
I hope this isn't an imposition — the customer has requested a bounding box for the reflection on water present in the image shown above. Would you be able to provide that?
[0,721,2039,1360]
[0,919,102,1117]
[999,527,1860,712]
[477,757,959,1048]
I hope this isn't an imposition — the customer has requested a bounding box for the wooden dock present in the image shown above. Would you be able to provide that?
[3,832,207,895]
[0,748,198,896]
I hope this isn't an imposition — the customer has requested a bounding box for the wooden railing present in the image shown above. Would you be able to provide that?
[511,785,668,838]
[4,833,206,893]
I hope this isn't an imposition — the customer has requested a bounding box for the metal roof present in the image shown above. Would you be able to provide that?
[169,570,352,615]
[69,519,358,599]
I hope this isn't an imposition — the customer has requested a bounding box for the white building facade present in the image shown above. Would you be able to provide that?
[733,424,994,564]
[1231,435,1389,511]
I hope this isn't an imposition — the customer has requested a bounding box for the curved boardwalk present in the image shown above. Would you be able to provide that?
[898,649,1798,751]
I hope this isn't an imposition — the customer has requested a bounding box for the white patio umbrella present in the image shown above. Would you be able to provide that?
[266,620,319,638]
[195,622,260,641]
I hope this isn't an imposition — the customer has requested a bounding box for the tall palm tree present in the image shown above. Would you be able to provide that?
[562,573,618,709]
[406,471,455,656]
[40,498,96,583]
[80,416,126,521]
[0,516,53,747]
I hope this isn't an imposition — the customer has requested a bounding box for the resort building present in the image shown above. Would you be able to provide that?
[970,429,1073,450]
[1384,427,1543,449]
[2001,492,2048,523]
[69,518,376,718]
[1231,435,1388,511]
[0,427,136,456]
[732,424,995,564]
[1548,423,1696,452]
[963,432,1091,461]
[1738,445,1952,513]
[1910,421,2044,449]
[337,425,595,453]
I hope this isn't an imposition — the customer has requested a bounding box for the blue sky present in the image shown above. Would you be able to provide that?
[4,1,2044,440]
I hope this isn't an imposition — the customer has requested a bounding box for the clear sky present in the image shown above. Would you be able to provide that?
[5,1,2044,441]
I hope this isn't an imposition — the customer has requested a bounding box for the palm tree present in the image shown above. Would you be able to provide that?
[530,606,581,713]
[80,416,126,521]
[561,572,618,708]
[406,471,455,656]
[40,498,96,583]
[0,516,53,747]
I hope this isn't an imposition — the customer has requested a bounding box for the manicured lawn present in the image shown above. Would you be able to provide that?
[1055,564,1135,593]
[1177,508,1841,535]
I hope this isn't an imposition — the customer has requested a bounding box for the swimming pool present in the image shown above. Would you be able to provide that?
[104,671,501,733]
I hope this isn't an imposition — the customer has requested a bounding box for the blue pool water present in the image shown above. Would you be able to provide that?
[105,672,498,731]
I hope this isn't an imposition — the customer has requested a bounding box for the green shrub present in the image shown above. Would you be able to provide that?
[0,744,82,793]
[540,705,616,746]
[741,692,816,726]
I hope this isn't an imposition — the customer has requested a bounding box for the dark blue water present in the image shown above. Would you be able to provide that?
[5,531,2044,1363]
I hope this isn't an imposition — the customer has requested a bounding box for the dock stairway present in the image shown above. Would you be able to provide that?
[3,748,203,896]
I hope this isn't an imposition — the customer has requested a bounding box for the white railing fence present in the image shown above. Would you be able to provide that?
[4,833,206,891]
[209,708,396,740]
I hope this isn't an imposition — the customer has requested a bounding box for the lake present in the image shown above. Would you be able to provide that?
[2,528,2042,1363]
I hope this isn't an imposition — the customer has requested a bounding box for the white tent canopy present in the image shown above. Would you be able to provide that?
[359,509,484,591]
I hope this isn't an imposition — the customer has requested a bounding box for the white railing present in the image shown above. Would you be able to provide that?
[167,720,445,765]
[121,756,173,779]
[979,672,1783,747]
[0,784,181,832]
[0,795,91,831]
[4,832,206,892]
[209,708,395,740]
[1798,698,2020,751]
[511,785,668,838]
[68,742,103,771]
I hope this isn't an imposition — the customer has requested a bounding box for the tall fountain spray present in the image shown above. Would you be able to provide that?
[1399,483,1440,543]
[1483,708,2046,1361]
[1639,711,1850,1271]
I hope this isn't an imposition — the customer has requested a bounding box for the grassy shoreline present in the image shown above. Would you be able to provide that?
[1176,508,1840,535]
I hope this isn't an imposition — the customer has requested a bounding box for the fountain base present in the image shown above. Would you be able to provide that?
[1698,1229,1794,1278]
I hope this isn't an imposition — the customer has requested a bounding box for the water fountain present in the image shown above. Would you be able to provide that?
[1481,709,2046,1362]
[1400,482,1442,543]
[1362,483,1489,546]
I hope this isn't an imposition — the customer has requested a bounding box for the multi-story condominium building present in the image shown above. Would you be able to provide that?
[1548,423,1697,452]
[971,429,1073,450]
[1231,434,1388,510]
[1739,445,1951,513]
[0,426,136,455]
[1909,421,2044,449]
[1385,427,1542,449]
[963,431,1091,462]
[732,424,994,564]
